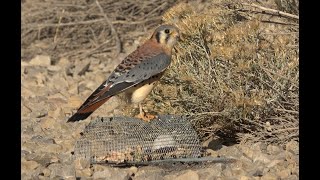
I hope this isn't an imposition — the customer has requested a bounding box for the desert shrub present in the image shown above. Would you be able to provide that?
[148,1,298,145]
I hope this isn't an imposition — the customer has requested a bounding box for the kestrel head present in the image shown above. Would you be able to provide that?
[151,24,180,50]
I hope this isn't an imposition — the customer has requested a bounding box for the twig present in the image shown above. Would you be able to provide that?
[259,64,298,87]
[260,20,298,26]
[54,9,65,43]
[22,17,162,29]
[242,3,299,20]
[95,0,121,56]
[274,108,299,114]
[188,111,226,116]
[23,19,105,29]
[273,127,298,133]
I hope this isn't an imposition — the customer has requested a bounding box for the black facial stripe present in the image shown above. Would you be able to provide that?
[165,34,170,43]
[155,32,161,43]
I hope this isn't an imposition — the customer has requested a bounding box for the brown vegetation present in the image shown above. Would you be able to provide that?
[149,0,298,145]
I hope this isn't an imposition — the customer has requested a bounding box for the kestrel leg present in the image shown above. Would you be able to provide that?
[135,103,156,122]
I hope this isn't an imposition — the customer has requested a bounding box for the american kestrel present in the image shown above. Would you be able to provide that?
[67,24,180,122]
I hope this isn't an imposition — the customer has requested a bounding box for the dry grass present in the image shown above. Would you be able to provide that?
[148,0,299,146]
[22,0,178,63]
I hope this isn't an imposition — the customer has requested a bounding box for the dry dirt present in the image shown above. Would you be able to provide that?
[21,0,299,179]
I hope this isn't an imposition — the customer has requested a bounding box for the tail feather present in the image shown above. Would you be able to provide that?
[67,97,111,122]
[67,112,93,122]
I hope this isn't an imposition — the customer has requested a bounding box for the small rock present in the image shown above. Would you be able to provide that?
[47,65,61,73]
[267,145,282,155]
[218,145,242,158]
[74,158,90,170]
[57,153,74,164]
[134,167,165,180]
[241,146,254,160]
[40,144,63,153]
[29,55,51,66]
[57,57,70,67]
[48,163,75,179]
[230,167,246,176]
[74,60,90,76]
[239,176,250,180]
[40,118,60,130]
[252,153,271,164]
[47,107,64,119]
[94,73,106,84]
[286,140,299,155]
[90,57,100,65]
[261,173,278,180]
[76,168,93,177]
[21,87,36,99]
[128,166,138,176]
[197,167,222,178]
[287,175,299,180]
[222,166,234,177]
[35,72,47,85]
[206,148,219,157]
[21,150,30,157]
[68,83,79,95]
[42,168,51,177]
[68,96,83,109]
[176,170,199,180]
[22,160,40,171]
[277,169,291,179]
[78,82,90,93]
[22,142,39,152]
[47,93,68,102]
[21,102,32,117]
[93,168,129,180]
[71,127,85,139]
[248,167,263,177]
[31,135,55,144]
[52,74,69,90]
[252,142,267,153]
[85,80,97,91]
[266,159,282,168]
[164,174,177,180]
[93,164,108,172]
[58,139,76,153]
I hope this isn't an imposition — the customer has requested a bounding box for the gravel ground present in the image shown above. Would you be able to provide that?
[21,54,299,179]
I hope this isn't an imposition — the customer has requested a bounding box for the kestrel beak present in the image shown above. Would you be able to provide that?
[172,31,181,41]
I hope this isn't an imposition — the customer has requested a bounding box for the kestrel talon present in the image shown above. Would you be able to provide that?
[67,24,180,122]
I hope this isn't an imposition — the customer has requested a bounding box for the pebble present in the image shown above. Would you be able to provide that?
[29,55,51,66]
[74,158,90,170]
[92,168,129,180]
[176,170,199,180]
[48,163,75,178]
[21,159,40,171]
[76,168,93,177]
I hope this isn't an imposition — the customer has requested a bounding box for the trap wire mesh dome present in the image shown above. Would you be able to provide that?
[74,115,231,166]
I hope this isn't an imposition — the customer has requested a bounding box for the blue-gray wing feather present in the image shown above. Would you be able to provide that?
[103,52,171,97]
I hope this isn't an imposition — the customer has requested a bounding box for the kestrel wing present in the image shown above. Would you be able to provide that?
[106,52,171,94]
[67,52,171,122]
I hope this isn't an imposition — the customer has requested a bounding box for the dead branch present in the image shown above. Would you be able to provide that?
[242,3,299,20]
[22,17,161,29]
[260,20,298,26]
[95,0,121,56]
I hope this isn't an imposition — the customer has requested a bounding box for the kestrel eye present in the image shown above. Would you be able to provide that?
[164,29,170,34]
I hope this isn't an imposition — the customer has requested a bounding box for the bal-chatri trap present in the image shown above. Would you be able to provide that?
[74,115,235,166]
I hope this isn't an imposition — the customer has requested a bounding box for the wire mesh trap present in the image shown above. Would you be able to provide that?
[74,115,234,166]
